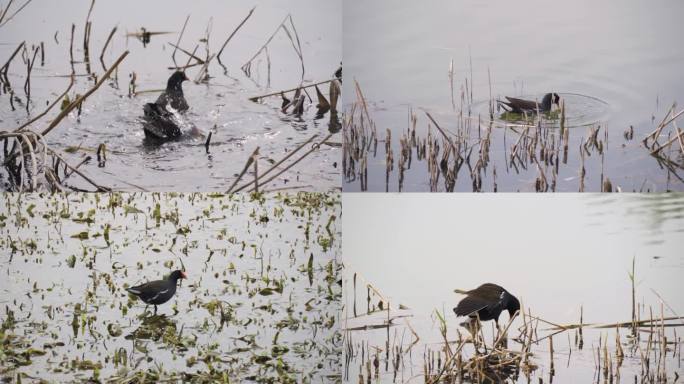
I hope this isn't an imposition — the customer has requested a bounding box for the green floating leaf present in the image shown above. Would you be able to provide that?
[258,287,275,296]
[70,231,89,240]
[124,205,145,215]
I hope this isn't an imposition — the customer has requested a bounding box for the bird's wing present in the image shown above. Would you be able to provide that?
[149,288,170,302]
[454,295,491,317]
[496,99,513,112]
[129,280,166,301]
[505,96,537,111]
[473,283,506,301]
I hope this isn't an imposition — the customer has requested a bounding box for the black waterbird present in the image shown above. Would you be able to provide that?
[453,283,520,327]
[498,93,560,114]
[142,71,189,140]
[126,270,187,314]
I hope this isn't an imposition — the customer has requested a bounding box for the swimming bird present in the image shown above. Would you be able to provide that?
[498,93,560,114]
[126,270,187,314]
[453,283,520,327]
[142,71,189,140]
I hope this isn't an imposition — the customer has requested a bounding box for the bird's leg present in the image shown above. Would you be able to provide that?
[154,305,157,315]
[471,317,487,355]
[495,319,501,343]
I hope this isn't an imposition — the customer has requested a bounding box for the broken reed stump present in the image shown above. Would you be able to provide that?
[42,50,129,137]
[248,79,336,103]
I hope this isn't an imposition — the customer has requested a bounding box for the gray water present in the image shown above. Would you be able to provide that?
[342,193,684,383]
[0,192,341,382]
[343,0,684,192]
[0,0,341,192]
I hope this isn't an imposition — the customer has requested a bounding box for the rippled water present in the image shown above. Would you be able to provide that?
[343,0,684,192]
[342,193,684,383]
[0,0,341,191]
[0,193,341,382]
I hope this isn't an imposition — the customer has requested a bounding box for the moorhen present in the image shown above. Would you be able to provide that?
[126,269,187,314]
[498,93,560,114]
[453,283,520,327]
[142,71,189,141]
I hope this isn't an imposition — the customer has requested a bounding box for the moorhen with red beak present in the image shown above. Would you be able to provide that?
[453,283,520,327]
[126,269,187,314]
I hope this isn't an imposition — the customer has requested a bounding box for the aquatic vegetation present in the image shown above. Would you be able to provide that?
[343,264,683,383]
[344,78,683,192]
[0,192,342,382]
[0,2,341,192]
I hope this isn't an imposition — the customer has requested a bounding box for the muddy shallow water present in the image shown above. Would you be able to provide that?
[0,0,342,192]
[343,0,684,192]
[342,193,684,383]
[0,192,341,382]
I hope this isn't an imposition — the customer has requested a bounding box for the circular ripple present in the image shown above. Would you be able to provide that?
[472,93,610,128]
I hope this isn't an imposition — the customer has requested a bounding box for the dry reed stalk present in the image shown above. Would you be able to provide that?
[171,15,190,67]
[226,146,259,193]
[99,26,117,71]
[249,79,336,102]
[0,0,32,28]
[14,74,75,131]
[217,6,255,60]
[41,50,129,137]
[231,133,319,193]
[167,43,205,64]
[241,14,304,81]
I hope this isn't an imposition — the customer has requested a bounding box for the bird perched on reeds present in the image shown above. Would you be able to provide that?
[453,283,520,327]
[126,270,187,314]
[498,93,560,114]
[142,71,189,141]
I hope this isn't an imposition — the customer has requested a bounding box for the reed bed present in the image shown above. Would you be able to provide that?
[343,77,683,192]
[343,262,683,383]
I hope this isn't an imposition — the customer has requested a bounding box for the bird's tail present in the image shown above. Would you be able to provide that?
[126,287,141,295]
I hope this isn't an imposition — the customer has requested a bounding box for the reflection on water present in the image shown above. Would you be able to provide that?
[342,193,684,383]
[343,0,684,191]
[0,193,341,382]
[0,0,341,191]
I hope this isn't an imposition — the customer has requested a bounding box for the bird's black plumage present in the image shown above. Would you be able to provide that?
[334,65,342,82]
[142,71,189,140]
[157,71,189,112]
[453,283,520,326]
[498,93,560,114]
[126,270,187,313]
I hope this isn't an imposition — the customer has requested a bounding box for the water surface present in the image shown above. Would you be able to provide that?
[1,0,341,191]
[343,0,684,191]
[342,193,684,382]
[0,192,341,382]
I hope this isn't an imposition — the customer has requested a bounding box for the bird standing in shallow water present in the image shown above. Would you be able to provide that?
[498,93,560,114]
[126,270,187,314]
[453,283,520,328]
[142,71,189,140]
